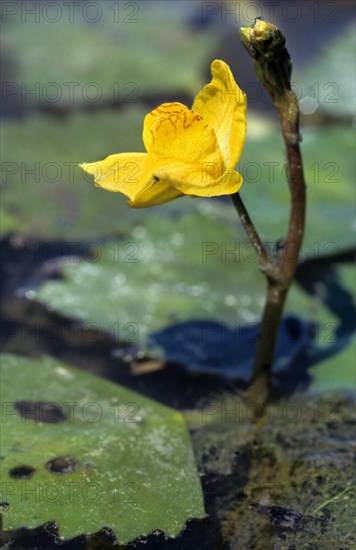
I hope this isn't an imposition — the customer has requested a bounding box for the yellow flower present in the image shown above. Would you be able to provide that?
[79,60,247,208]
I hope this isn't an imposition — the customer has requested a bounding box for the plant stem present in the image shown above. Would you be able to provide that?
[247,93,306,410]
[237,20,307,412]
[230,192,280,282]
[278,95,306,284]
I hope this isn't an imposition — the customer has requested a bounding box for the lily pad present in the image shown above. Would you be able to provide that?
[233,117,355,256]
[0,353,204,541]
[148,263,355,389]
[29,205,355,390]
[2,1,221,101]
[309,334,356,393]
[0,0,222,240]
[29,209,272,340]
[30,207,345,340]
[293,23,355,117]
[303,262,356,392]
[0,108,197,239]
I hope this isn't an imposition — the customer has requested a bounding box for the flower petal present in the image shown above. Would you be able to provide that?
[79,153,182,208]
[192,59,247,169]
[150,108,225,178]
[80,153,152,200]
[142,102,190,152]
[155,167,243,197]
[129,181,183,208]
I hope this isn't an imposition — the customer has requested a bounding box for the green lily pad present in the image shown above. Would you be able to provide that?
[236,117,355,256]
[309,334,356,392]
[293,23,355,117]
[0,353,204,541]
[1,1,221,240]
[2,2,220,99]
[31,206,345,344]
[0,108,197,239]
[29,205,355,392]
[30,208,269,340]
[307,264,355,392]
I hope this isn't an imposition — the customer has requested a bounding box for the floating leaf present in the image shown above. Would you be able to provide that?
[293,23,355,117]
[309,334,356,392]
[237,117,355,256]
[1,109,196,239]
[30,209,272,340]
[2,2,221,100]
[0,354,204,541]
[30,208,347,343]
[1,1,222,240]
[30,206,355,390]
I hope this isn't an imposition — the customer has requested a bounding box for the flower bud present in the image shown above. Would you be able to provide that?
[240,18,292,104]
[240,19,286,60]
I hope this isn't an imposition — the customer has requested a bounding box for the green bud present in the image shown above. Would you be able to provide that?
[240,19,286,59]
[240,18,292,104]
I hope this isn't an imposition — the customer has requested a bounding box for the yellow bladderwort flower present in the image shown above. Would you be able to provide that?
[79,60,247,208]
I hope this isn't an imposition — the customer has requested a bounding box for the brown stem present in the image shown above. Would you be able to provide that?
[230,192,280,283]
[278,94,306,283]
[247,93,306,410]
[237,19,307,413]
[247,285,288,410]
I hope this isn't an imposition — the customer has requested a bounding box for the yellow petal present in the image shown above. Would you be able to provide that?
[149,108,224,176]
[142,102,190,152]
[129,181,183,208]
[79,153,182,208]
[80,153,151,200]
[156,167,243,197]
[192,59,247,170]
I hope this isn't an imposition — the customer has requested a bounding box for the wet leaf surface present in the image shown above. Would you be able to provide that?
[2,1,220,105]
[0,354,204,542]
[28,207,355,391]
[237,118,355,255]
[293,23,355,118]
